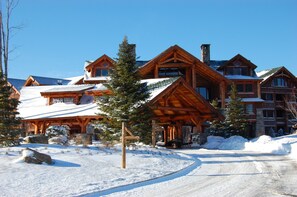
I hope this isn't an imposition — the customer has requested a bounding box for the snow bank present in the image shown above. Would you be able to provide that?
[290,142,297,160]
[202,136,224,149]
[218,136,247,150]
[202,134,297,161]
[244,135,291,154]
[202,135,247,150]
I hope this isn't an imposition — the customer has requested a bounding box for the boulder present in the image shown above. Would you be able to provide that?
[24,135,48,144]
[75,134,92,145]
[22,148,53,165]
[48,136,68,145]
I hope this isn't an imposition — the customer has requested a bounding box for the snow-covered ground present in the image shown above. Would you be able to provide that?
[0,134,296,197]
[0,142,194,197]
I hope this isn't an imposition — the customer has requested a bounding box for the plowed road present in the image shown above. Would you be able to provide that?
[108,149,297,197]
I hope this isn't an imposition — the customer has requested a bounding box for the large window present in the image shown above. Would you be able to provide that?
[158,68,185,77]
[95,68,109,77]
[272,78,287,87]
[196,87,209,100]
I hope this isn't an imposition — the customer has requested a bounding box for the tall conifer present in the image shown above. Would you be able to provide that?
[96,37,152,143]
[0,76,21,146]
[224,83,247,137]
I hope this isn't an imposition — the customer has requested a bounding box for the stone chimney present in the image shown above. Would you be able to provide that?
[200,44,210,65]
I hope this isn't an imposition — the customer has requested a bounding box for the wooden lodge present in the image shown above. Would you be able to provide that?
[257,66,297,136]
[16,44,297,145]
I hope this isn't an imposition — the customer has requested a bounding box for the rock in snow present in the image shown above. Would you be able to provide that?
[22,148,53,165]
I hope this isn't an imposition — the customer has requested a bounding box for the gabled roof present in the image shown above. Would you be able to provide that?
[148,77,224,123]
[138,44,229,83]
[257,66,297,84]
[84,54,115,70]
[24,75,71,86]
[217,54,257,70]
[7,78,26,92]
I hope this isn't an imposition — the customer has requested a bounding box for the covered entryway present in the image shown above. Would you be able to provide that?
[149,77,223,146]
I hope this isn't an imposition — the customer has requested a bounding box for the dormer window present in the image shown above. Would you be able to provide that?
[226,67,248,76]
[95,68,109,77]
[272,78,287,87]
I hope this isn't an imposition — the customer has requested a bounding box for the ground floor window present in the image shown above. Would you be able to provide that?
[245,104,254,114]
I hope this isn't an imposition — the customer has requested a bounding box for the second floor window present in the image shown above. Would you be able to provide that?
[158,68,185,77]
[261,93,273,101]
[95,68,109,77]
[272,78,287,87]
[235,84,253,93]
[226,67,248,76]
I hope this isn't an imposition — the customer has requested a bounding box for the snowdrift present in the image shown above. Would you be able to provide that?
[202,134,297,160]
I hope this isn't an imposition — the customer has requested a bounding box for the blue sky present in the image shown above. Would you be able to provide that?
[8,0,297,79]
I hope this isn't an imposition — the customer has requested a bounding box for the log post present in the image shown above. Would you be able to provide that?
[152,120,156,148]
[122,122,126,169]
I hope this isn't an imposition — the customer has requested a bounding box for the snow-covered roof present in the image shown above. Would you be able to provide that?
[18,86,99,120]
[30,75,71,85]
[41,84,94,93]
[256,67,282,81]
[65,76,84,85]
[8,78,26,92]
[84,76,110,81]
[224,75,260,80]
[18,78,177,120]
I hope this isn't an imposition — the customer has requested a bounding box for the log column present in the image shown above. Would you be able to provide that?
[257,81,261,98]
[220,81,226,108]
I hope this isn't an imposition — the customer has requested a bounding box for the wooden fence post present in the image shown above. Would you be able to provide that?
[122,122,126,169]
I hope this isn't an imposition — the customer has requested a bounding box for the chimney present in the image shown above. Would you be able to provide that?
[201,44,210,66]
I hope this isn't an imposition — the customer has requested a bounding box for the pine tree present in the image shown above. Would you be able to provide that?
[208,99,226,136]
[96,37,152,144]
[224,83,247,137]
[0,76,21,146]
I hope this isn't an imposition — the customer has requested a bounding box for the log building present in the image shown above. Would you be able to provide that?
[16,44,297,144]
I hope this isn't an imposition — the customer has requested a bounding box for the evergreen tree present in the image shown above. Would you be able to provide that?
[96,37,152,144]
[224,83,247,137]
[208,99,226,137]
[0,76,21,146]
